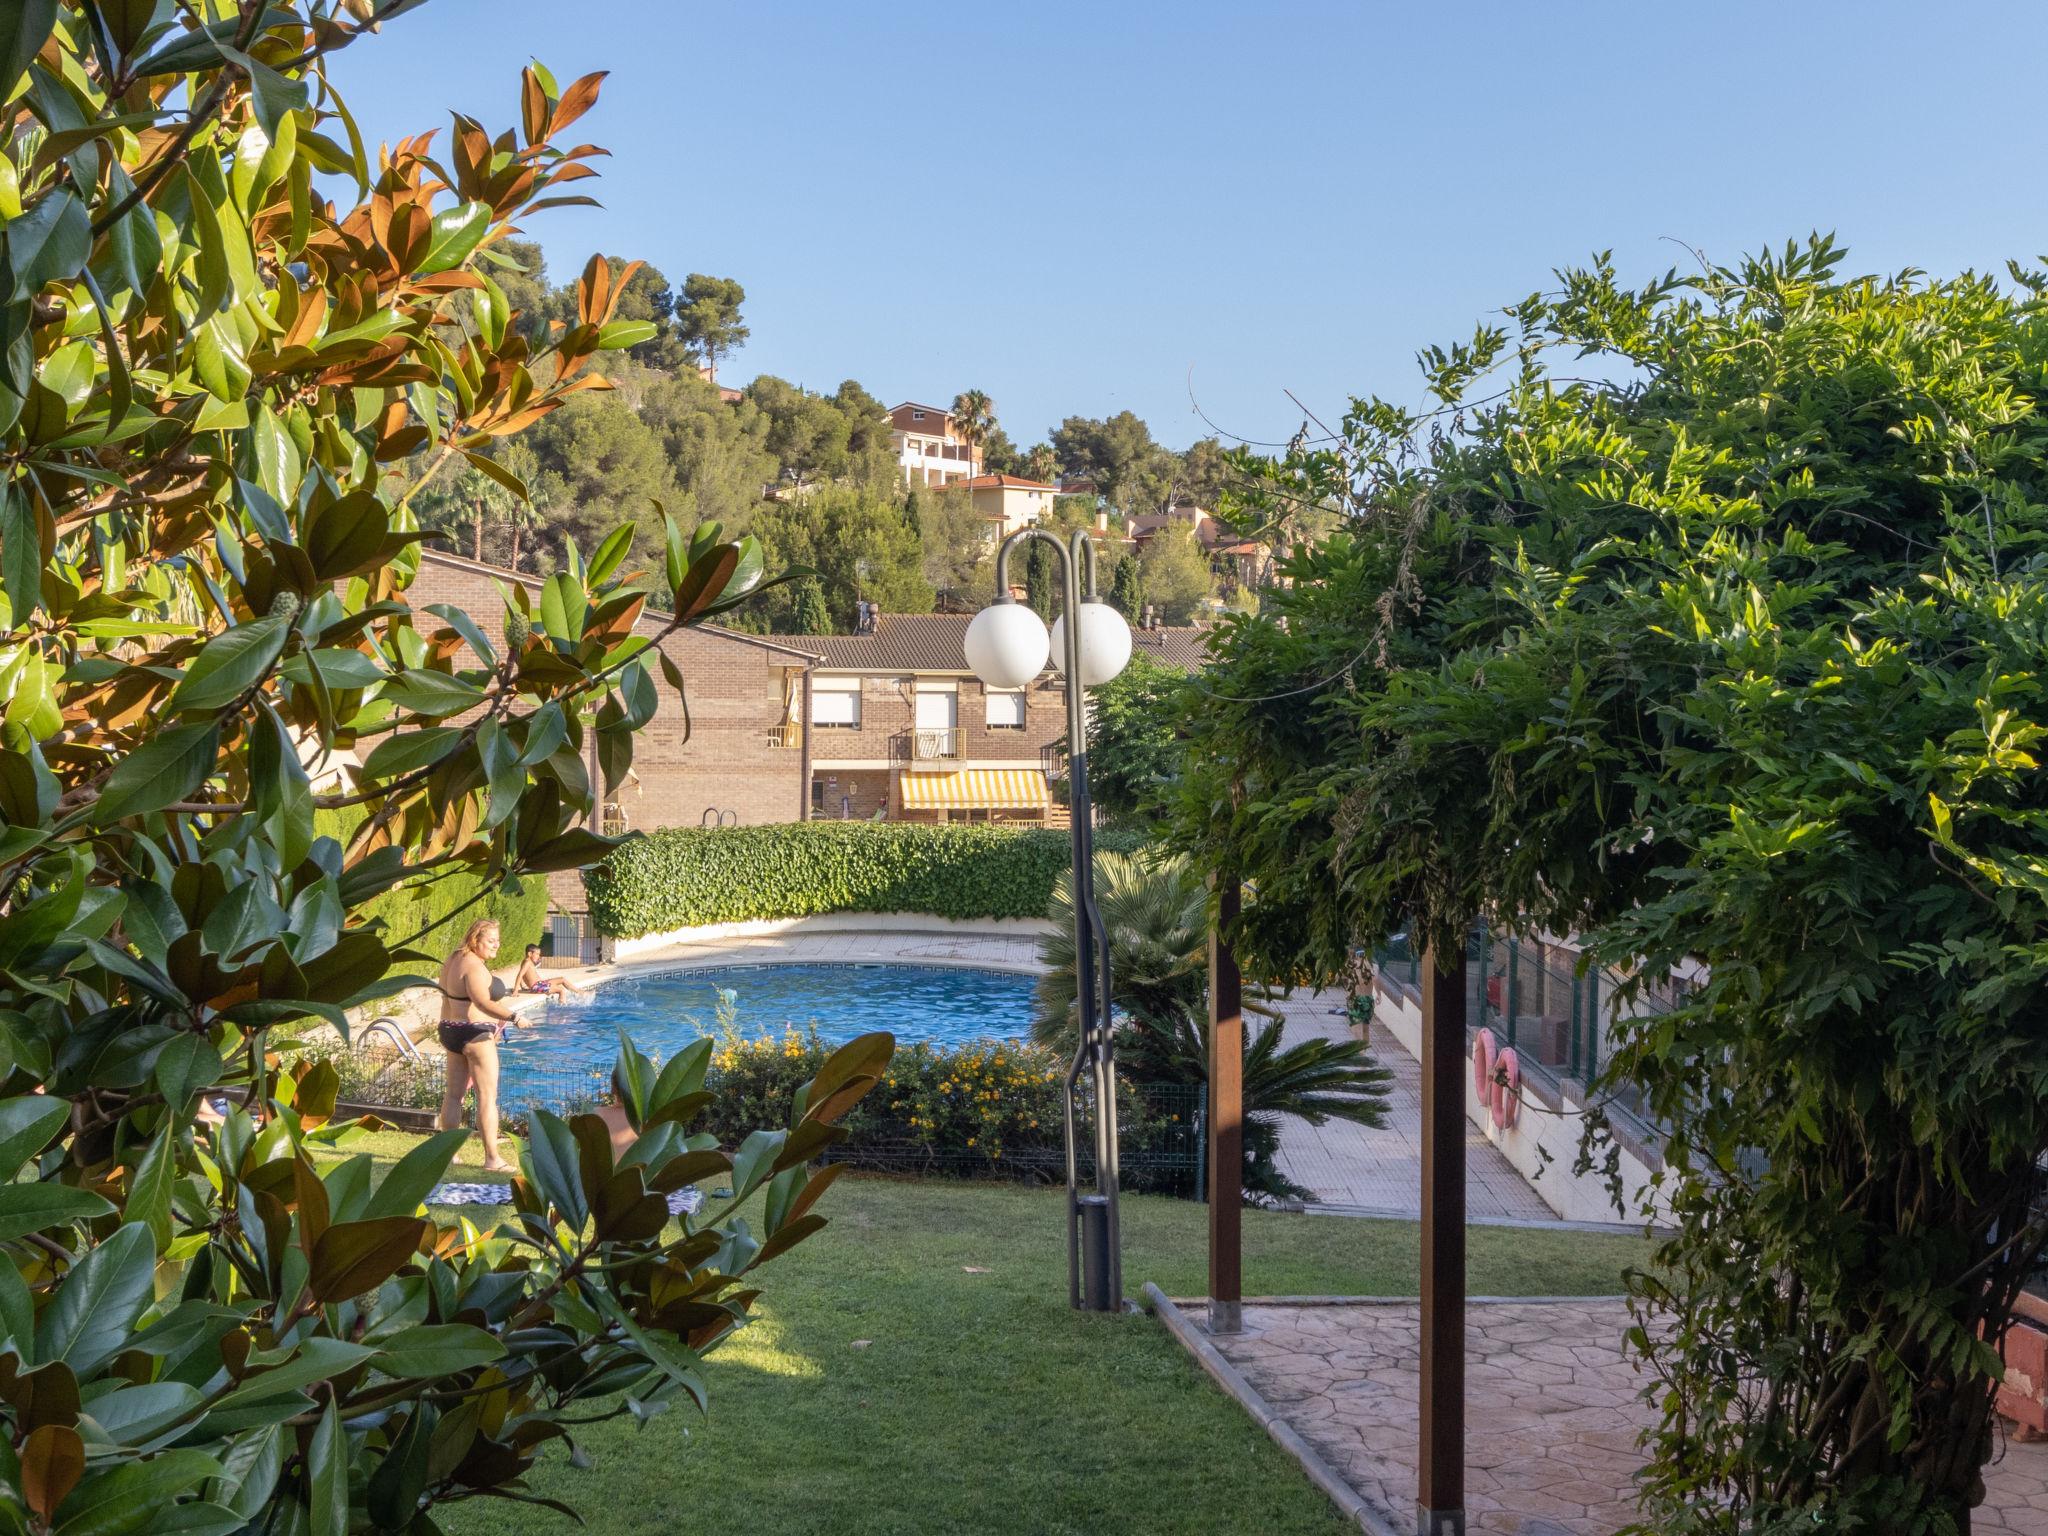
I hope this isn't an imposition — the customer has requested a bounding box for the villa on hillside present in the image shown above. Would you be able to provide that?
[887,400,981,488]
[965,473,1061,539]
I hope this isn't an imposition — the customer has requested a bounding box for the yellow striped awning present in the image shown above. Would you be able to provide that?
[900,768,1051,810]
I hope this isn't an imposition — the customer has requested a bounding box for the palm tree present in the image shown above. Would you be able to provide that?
[951,388,995,481]
[1034,851,1393,1140]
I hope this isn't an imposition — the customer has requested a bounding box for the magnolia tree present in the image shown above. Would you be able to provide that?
[0,5,889,1533]
[1174,240,2048,1532]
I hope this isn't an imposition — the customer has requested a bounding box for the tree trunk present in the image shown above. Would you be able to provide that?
[509,521,522,572]
[472,498,483,562]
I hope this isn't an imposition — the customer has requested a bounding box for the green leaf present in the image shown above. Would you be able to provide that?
[377,671,487,718]
[170,614,288,713]
[372,1324,505,1378]
[476,718,522,830]
[424,603,497,669]
[53,1450,221,1536]
[0,1092,68,1175]
[6,189,88,301]
[0,1,57,106]
[0,1183,117,1243]
[213,1337,377,1409]
[251,702,313,870]
[152,1034,221,1113]
[216,43,306,143]
[363,1128,469,1218]
[360,727,460,780]
[596,319,656,350]
[35,1223,155,1378]
[0,475,42,629]
[539,571,584,644]
[305,1397,345,1536]
[94,722,219,824]
[521,1109,587,1231]
[587,524,635,587]
[415,201,491,275]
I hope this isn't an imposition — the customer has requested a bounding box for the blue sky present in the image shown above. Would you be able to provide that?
[330,1,2048,451]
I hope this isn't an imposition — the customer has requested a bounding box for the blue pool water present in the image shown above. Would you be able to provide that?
[493,962,1035,1112]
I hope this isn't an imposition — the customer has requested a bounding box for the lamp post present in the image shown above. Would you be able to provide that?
[965,527,1132,1311]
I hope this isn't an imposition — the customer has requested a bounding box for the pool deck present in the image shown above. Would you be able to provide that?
[554,926,1046,988]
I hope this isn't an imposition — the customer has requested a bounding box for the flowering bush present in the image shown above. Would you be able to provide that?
[703,1030,1197,1188]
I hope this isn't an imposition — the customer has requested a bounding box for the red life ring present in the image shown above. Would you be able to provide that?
[1491,1046,1521,1130]
[1472,1029,1496,1102]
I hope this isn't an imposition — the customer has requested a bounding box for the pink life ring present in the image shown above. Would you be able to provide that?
[1472,1029,1496,1102]
[1491,1046,1521,1130]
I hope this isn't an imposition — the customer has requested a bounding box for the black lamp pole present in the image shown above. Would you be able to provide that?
[991,526,1122,1310]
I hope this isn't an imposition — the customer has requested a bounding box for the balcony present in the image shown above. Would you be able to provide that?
[891,728,961,762]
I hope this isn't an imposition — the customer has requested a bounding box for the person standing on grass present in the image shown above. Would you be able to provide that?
[437,918,526,1172]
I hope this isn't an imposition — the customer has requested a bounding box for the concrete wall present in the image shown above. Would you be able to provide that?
[1371,970,1670,1226]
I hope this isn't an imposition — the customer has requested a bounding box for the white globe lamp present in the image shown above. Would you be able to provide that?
[964,600,1051,689]
[1049,601,1133,688]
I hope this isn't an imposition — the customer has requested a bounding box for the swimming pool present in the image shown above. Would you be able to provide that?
[493,962,1036,1113]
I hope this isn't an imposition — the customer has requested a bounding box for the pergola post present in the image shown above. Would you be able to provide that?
[1417,942,1467,1535]
[1206,873,1243,1334]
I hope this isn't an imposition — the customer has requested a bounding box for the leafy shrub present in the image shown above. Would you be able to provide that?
[0,13,849,1532]
[698,1029,1197,1190]
[586,822,1145,936]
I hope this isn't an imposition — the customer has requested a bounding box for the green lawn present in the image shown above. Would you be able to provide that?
[329,1132,1650,1536]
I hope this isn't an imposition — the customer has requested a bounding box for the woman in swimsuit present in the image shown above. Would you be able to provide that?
[436,918,525,1172]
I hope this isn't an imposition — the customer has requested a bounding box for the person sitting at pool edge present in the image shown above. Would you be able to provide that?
[510,943,587,1000]
[437,918,527,1173]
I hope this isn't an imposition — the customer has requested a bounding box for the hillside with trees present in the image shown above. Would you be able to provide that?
[406,241,1271,630]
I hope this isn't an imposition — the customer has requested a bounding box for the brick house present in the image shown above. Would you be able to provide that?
[403,551,818,934]
[792,609,1210,823]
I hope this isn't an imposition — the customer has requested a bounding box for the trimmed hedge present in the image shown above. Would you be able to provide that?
[315,810,550,963]
[584,821,1144,938]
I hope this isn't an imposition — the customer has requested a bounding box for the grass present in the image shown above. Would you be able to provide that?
[325,1130,1651,1536]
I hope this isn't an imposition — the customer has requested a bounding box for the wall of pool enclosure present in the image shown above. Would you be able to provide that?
[1370,927,1682,1226]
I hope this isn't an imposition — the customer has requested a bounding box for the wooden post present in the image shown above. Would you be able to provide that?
[1207,874,1244,1334]
[1418,942,1467,1535]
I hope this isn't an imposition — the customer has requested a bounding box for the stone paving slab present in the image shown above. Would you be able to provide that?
[1268,992,1559,1223]
[1205,1299,2048,1535]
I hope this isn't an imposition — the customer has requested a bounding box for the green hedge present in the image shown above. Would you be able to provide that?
[315,810,550,964]
[584,822,1144,938]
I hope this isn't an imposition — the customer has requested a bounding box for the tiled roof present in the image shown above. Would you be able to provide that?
[793,612,985,672]
[1131,625,1212,673]
[964,474,1056,491]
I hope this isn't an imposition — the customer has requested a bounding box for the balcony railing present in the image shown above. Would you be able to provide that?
[1040,741,1067,779]
[892,728,960,762]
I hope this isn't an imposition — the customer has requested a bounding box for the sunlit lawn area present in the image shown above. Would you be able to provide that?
[327,1131,1649,1536]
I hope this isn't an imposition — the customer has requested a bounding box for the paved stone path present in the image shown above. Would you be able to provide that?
[1266,991,1559,1223]
[1208,1299,2048,1535]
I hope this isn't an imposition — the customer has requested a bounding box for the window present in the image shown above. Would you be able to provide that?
[986,688,1026,729]
[914,686,957,732]
[911,409,925,421]
[811,677,861,728]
